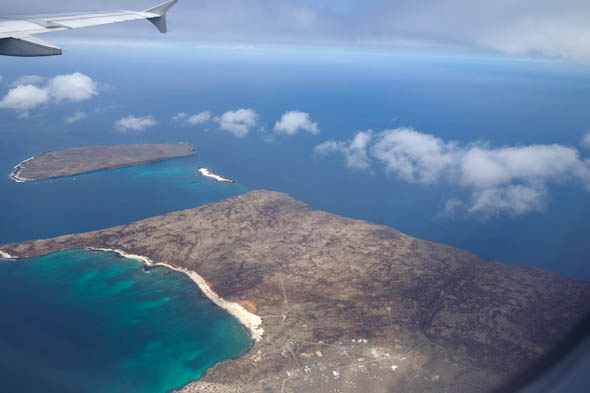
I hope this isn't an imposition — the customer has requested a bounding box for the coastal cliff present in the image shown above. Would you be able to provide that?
[2,190,589,393]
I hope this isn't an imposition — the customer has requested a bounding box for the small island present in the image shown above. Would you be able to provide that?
[198,168,235,183]
[1,191,589,393]
[10,143,196,182]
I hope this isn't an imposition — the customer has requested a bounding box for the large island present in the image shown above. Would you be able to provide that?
[10,143,196,182]
[1,190,589,393]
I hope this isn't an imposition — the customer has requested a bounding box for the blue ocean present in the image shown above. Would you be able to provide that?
[1,42,590,392]
[0,250,252,393]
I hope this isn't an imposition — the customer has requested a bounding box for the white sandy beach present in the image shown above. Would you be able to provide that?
[9,156,35,182]
[1,244,264,340]
[198,168,234,183]
[87,247,264,342]
[0,250,15,259]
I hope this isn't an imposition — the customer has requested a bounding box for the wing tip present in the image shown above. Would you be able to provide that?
[144,0,178,17]
[148,15,168,34]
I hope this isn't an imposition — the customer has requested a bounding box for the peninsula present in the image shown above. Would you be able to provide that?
[1,191,589,393]
[10,143,196,182]
[198,168,235,183]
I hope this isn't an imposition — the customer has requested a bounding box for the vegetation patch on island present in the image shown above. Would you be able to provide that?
[10,143,196,182]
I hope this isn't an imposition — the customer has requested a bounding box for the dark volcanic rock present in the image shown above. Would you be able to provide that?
[2,190,589,393]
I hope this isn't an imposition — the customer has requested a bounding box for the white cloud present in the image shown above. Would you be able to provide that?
[315,131,373,169]
[187,111,211,126]
[172,112,188,122]
[4,1,590,63]
[468,185,546,216]
[172,111,212,126]
[0,84,50,111]
[457,144,586,189]
[372,128,458,184]
[581,132,590,149]
[10,75,47,87]
[274,110,319,135]
[46,72,98,102]
[115,115,157,132]
[64,111,88,124]
[441,198,466,217]
[0,72,98,114]
[216,108,258,137]
[480,18,590,64]
[316,127,590,216]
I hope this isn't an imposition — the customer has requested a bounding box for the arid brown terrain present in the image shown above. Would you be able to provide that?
[11,143,196,181]
[1,190,589,393]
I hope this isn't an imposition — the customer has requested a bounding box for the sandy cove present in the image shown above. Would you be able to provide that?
[0,245,263,341]
[87,247,264,342]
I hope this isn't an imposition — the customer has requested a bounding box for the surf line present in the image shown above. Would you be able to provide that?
[86,247,264,341]
[198,168,235,183]
[0,250,16,259]
[9,156,36,182]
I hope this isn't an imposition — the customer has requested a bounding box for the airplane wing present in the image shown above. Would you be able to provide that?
[0,0,177,57]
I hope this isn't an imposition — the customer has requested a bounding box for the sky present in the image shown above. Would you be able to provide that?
[3,0,590,64]
[1,1,590,278]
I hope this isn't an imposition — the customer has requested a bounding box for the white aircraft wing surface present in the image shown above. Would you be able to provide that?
[0,0,177,56]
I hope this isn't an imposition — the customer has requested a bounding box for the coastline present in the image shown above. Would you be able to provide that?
[0,245,261,392]
[1,190,589,393]
[86,247,264,342]
[9,156,36,183]
[198,168,235,183]
[0,250,15,259]
[8,143,197,183]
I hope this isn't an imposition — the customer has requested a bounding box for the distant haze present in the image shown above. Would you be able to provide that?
[3,0,590,63]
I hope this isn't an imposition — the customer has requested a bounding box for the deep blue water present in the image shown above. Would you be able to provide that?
[0,250,252,393]
[0,41,589,393]
[1,43,589,279]
[0,154,248,243]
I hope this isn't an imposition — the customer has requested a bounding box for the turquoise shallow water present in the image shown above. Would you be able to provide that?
[0,155,250,245]
[0,250,252,393]
[2,47,590,279]
[1,45,590,392]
